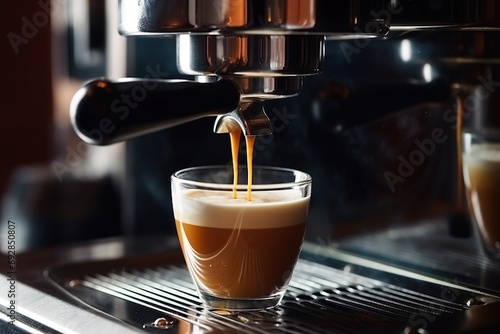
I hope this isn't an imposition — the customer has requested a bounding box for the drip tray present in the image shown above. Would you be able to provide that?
[46,247,500,334]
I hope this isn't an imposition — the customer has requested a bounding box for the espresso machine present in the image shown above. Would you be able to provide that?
[2,1,500,333]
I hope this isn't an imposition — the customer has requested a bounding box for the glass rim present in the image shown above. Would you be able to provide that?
[171,165,312,191]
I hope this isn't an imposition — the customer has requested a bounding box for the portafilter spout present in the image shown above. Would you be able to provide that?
[214,102,272,136]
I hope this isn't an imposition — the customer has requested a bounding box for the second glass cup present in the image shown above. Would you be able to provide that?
[171,165,312,310]
[462,130,500,260]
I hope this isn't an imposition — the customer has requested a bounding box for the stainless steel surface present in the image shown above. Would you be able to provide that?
[336,219,500,294]
[118,0,387,99]
[0,274,141,334]
[118,0,389,36]
[177,35,324,77]
[388,0,500,31]
[2,225,500,333]
[115,0,388,136]
[214,102,272,136]
[46,244,500,334]
[226,76,303,100]
[118,0,500,36]
[72,1,500,140]
[177,34,322,100]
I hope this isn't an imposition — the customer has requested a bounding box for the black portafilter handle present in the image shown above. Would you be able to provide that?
[70,78,241,145]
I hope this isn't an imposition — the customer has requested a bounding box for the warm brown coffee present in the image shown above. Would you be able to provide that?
[228,127,256,201]
[175,221,306,297]
[173,189,309,298]
[463,144,500,250]
[172,116,311,309]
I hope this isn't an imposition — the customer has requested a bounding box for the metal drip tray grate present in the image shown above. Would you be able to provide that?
[47,250,499,333]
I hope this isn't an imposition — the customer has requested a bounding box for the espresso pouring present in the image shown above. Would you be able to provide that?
[229,127,255,201]
[172,128,310,299]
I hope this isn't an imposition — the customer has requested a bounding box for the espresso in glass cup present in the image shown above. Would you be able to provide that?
[462,130,500,259]
[171,166,311,310]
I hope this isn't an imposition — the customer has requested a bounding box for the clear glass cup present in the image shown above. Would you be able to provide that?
[171,165,312,310]
[462,129,500,259]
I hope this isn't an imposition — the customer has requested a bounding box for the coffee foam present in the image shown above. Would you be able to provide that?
[173,189,309,229]
[463,144,500,168]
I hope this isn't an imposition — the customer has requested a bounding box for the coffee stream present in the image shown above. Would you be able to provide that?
[229,127,255,201]
[246,135,255,201]
[229,128,242,199]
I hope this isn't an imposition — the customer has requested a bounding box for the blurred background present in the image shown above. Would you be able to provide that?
[0,0,475,254]
[1,1,123,252]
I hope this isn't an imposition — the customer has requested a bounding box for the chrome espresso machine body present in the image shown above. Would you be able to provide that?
[71,0,390,237]
[3,1,500,333]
